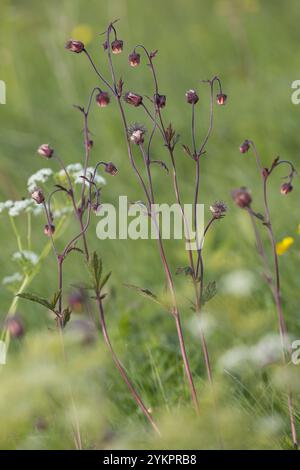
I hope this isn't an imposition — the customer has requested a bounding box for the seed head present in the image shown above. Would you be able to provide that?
[31,188,45,204]
[111,39,123,54]
[154,93,166,109]
[65,40,85,53]
[37,144,54,158]
[185,89,199,104]
[280,182,293,195]
[128,123,146,145]
[216,93,227,105]
[96,91,110,108]
[129,51,140,67]
[240,140,250,154]
[231,187,252,208]
[209,201,227,219]
[44,224,55,237]
[104,162,118,176]
[124,92,143,107]
[6,315,24,338]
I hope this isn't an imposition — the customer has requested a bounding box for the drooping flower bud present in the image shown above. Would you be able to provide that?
[209,201,227,219]
[37,144,54,158]
[154,93,166,109]
[44,224,55,237]
[239,140,250,154]
[6,315,24,338]
[129,51,140,67]
[128,123,146,145]
[104,162,118,176]
[65,40,85,53]
[280,182,293,195]
[111,39,123,54]
[185,89,199,104]
[216,93,227,105]
[231,187,252,208]
[87,140,94,150]
[31,188,45,204]
[96,91,110,108]
[92,203,102,214]
[68,288,88,313]
[124,92,143,107]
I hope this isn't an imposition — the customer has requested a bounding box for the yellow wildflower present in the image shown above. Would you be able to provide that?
[70,25,93,46]
[276,237,294,256]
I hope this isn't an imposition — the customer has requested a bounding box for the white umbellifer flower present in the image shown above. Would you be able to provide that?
[189,313,217,339]
[12,250,39,265]
[52,206,73,218]
[8,199,33,217]
[251,333,291,367]
[2,272,23,285]
[27,168,53,192]
[217,345,251,372]
[56,163,106,186]
[0,200,14,214]
[220,269,257,297]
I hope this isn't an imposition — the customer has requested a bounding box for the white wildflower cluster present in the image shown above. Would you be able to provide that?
[2,272,23,286]
[12,250,39,266]
[56,163,106,186]
[218,333,292,372]
[8,199,33,217]
[0,200,14,214]
[27,168,53,192]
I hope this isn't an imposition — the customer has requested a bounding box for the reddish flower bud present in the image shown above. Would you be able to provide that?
[128,51,141,67]
[96,91,110,108]
[103,40,108,50]
[68,288,88,313]
[232,187,252,208]
[111,39,123,54]
[87,140,94,150]
[31,188,45,204]
[6,315,24,338]
[262,168,269,179]
[65,40,85,53]
[240,140,250,154]
[216,93,227,105]
[37,144,54,158]
[210,201,227,219]
[280,182,293,195]
[105,162,118,176]
[128,124,146,145]
[154,93,166,109]
[44,224,55,237]
[124,92,143,107]
[92,203,102,214]
[185,89,199,104]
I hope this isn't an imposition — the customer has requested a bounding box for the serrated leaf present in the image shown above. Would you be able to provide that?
[17,292,54,312]
[50,290,61,309]
[62,307,72,327]
[87,251,103,293]
[201,281,217,307]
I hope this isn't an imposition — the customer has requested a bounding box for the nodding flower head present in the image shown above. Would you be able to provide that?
[129,51,141,67]
[96,91,110,108]
[185,89,199,105]
[154,93,166,109]
[31,188,45,205]
[37,144,54,158]
[232,187,252,208]
[128,123,146,145]
[124,92,143,107]
[240,140,250,154]
[210,201,227,219]
[216,93,227,105]
[111,39,123,54]
[6,315,24,339]
[65,40,85,53]
[44,224,55,237]
[104,162,118,176]
[280,182,293,195]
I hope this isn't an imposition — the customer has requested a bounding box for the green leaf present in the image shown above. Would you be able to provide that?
[201,281,217,307]
[124,283,170,311]
[100,271,112,290]
[88,252,103,292]
[17,292,54,312]
[176,266,193,276]
[62,307,72,327]
[50,290,61,310]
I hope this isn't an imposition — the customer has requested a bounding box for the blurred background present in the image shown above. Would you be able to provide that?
[0,0,300,449]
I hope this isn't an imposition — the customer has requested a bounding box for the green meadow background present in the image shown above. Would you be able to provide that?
[1,0,300,449]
